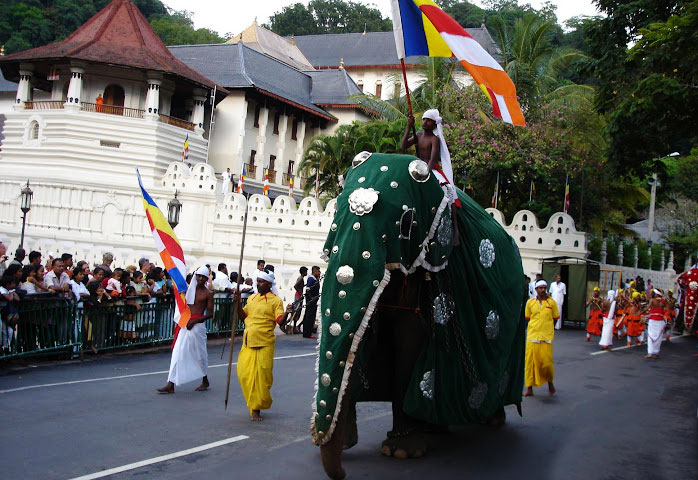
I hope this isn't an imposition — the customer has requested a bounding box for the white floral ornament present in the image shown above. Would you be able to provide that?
[485,310,500,339]
[420,370,435,400]
[352,151,372,168]
[321,373,332,386]
[336,265,355,285]
[408,159,430,182]
[479,239,496,268]
[348,187,379,216]
[468,382,488,409]
[690,281,698,291]
[329,323,342,336]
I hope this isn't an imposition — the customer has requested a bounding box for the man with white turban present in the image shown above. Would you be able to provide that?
[235,270,293,421]
[157,265,213,394]
[523,279,559,397]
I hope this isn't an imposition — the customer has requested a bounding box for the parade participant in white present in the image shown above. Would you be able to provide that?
[157,266,213,393]
[599,290,617,350]
[550,275,567,329]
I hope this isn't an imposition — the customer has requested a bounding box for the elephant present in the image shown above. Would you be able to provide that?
[312,152,527,479]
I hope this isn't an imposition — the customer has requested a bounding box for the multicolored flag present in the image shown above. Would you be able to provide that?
[315,168,320,198]
[182,134,189,161]
[237,164,246,194]
[288,174,294,198]
[563,175,570,213]
[529,179,536,202]
[263,168,270,196]
[491,171,499,209]
[390,0,525,126]
[47,68,60,81]
[136,169,190,329]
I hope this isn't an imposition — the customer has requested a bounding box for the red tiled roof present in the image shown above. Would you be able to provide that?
[0,0,224,92]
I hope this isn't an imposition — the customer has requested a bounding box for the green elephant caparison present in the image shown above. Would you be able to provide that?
[312,152,527,476]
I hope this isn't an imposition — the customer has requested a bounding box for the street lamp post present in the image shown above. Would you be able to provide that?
[647,152,679,241]
[167,190,182,229]
[19,180,33,249]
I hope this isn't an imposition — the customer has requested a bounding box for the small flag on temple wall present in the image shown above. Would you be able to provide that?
[237,165,246,194]
[263,168,269,196]
[491,171,499,209]
[564,175,570,213]
[47,68,60,81]
[289,174,294,198]
[529,179,536,202]
[315,169,320,198]
[182,134,189,161]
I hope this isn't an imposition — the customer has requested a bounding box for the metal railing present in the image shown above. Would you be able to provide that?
[24,101,65,110]
[0,296,244,360]
[81,102,145,118]
[158,114,195,131]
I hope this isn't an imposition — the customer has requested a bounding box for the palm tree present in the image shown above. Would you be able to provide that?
[489,14,592,113]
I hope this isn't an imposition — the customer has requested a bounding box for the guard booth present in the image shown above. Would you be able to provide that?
[541,256,600,329]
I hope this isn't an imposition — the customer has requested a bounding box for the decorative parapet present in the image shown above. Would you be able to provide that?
[162,162,217,193]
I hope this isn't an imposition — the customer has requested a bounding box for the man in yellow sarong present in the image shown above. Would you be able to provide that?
[235,271,292,421]
[524,279,559,397]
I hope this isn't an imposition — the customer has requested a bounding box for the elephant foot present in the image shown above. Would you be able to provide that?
[320,443,346,480]
[380,432,427,459]
[480,407,506,427]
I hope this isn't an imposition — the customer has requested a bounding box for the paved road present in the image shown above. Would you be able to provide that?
[1,330,696,480]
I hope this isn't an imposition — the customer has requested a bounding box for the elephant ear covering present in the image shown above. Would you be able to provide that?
[311,153,525,446]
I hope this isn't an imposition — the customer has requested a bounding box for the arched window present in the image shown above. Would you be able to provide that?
[103,84,125,115]
[29,121,39,140]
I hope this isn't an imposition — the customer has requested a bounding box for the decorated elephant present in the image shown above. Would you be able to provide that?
[311,152,527,479]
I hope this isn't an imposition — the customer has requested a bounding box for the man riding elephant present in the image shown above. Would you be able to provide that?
[312,151,527,479]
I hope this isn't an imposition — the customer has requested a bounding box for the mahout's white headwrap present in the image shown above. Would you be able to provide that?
[186,265,210,305]
[256,270,279,295]
[534,279,548,289]
[421,109,454,186]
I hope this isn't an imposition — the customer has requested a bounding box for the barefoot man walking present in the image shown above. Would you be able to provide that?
[235,271,293,421]
[524,279,559,397]
[157,265,213,394]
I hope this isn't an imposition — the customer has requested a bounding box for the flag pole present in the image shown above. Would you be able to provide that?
[529,179,533,203]
[224,198,249,410]
[400,59,418,139]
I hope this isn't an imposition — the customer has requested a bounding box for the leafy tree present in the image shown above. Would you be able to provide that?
[267,0,391,36]
[150,10,223,45]
[441,1,487,27]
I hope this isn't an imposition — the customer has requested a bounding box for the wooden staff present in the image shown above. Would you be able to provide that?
[400,58,418,140]
[224,200,249,410]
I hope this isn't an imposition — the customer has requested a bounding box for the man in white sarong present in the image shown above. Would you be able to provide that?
[645,289,666,359]
[550,275,567,329]
[221,168,232,194]
[157,266,213,393]
[599,290,617,350]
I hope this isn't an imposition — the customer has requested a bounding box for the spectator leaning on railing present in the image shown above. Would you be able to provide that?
[21,264,50,294]
[0,275,20,350]
[9,248,25,268]
[28,250,42,266]
[44,258,71,298]
[0,241,7,277]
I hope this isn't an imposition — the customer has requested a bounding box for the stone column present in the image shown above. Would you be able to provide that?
[685,256,692,272]
[14,65,33,109]
[294,117,307,171]
[50,72,65,101]
[634,244,639,268]
[234,98,249,176]
[256,106,270,181]
[275,112,289,182]
[618,240,624,266]
[600,238,607,264]
[666,250,674,272]
[144,73,162,120]
[64,64,84,110]
[192,88,207,136]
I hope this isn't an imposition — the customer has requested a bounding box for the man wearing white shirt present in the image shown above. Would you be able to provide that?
[529,274,542,299]
[44,258,70,296]
[212,263,234,298]
[549,274,567,330]
[221,168,232,194]
[250,259,265,293]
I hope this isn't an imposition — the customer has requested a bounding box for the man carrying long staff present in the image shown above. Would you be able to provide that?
[234,271,293,421]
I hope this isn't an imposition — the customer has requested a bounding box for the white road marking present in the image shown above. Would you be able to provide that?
[0,352,315,394]
[67,435,249,480]
[590,334,690,355]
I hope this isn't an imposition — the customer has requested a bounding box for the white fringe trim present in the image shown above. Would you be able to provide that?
[312,268,391,445]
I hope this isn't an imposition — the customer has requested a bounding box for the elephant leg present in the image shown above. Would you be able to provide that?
[480,406,506,426]
[320,399,348,480]
[380,306,428,459]
[343,402,358,450]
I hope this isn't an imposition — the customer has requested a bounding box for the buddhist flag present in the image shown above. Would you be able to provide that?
[237,164,246,194]
[288,174,294,198]
[263,168,270,196]
[491,171,499,209]
[563,175,570,213]
[529,179,536,202]
[390,0,524,126]
[182,134,189,161]
[136,169,190,329]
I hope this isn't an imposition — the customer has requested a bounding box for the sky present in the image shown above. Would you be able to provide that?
[161,0,601,38]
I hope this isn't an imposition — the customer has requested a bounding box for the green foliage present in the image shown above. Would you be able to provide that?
[0,0,222,54]
[266,0,392,36]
